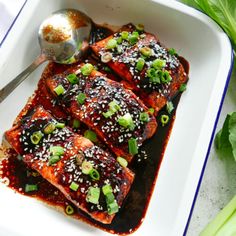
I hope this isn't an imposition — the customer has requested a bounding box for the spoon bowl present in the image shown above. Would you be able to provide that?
[0,9,92,103]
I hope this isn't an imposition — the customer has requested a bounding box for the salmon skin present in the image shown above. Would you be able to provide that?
[5,106,134,224]
[45,66,157,162]
[91,23,188,115]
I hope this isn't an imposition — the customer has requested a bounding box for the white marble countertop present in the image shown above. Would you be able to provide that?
[187,64,236,235]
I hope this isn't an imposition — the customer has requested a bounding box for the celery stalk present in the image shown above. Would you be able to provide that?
[200,195,236,236]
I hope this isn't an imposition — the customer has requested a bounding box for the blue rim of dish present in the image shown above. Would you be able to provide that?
[183,46,235,236]
[0,0,27,47]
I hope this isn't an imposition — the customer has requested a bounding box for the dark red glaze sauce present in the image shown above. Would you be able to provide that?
[0,23,189,235]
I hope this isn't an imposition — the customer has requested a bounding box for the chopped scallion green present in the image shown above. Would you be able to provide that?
[30,131,43,145]
[72,119,80,129]
[55,122,65,129]
[128,34,138,45]
[139,112,149,122]
[43,123,56,134]
[81,63,94,76]
[65,205,74,215]
[66,73,79,84]
[160,114,169,126]
[89,168,100,181]
[107,201,119,215]
[54,84,65,96]
[135,58,145,71]
[50,146,64,156]
[48,155,61,166]
[86,187,100,204]
[116,37,123,44]
[152,59,166,69]
[135,23,144,32]
[160,71,172,83]
[121,31,129,40]
[140,47,152,57]
[168,48,178,56]
[118,113,135,130]
[77,92,86,105]
[128,138,138,155]
[81,160,93,174]
[148,108,155,115]
[117,156,128,167]
[179,83,187,92]
[102,184,112,195]
[105,192,115,204]
[69,181,79,191]
[106,38,117,49]
[84,130,98,143]
[166,101,174,114]
[25,184,38,192]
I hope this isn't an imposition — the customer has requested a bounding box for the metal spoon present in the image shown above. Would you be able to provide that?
[0,9,92,103]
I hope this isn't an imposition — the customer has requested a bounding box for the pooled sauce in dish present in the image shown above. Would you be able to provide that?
[0,23,189,234]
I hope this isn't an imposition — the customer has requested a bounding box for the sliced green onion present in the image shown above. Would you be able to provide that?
[135,58,145,71]
[54,84,65,96]
[136,24,144,32]
[102,184,113,195]
[25,184,38,192]
[116,45,122,54]
[139,112,149,122]
[103,110,114,118]
[161,71,172,83]
[69,181,79,191]
[121,31,129,40]
[30,131,43,145]
[81,160,93,174]
[50,146,64,156]
[118,113,135,130]
[168,48,178,56]
[160,114,169,126]
[149,76,160,84]
[148,108,155,115]
[140,47,152,57]
[89,168,100,181]
[128,34,138,45]
[117,156,128,167]
[166,101,174,114]
[103,66,111,72]
[66,73,79,84]
[101,52,113,63]
[132,31,139,37]
[65,205,74,215]
[106,38,117,49]
[107,201,119,215]
[48,155,61,165]
[43,123,56,134]
[84,130,98,143]
[72,119,80,129]
[86,187,100,204]
[146,68,157,78]
[128,138,138,155]
[116,37,123,44]
[105,192,115,204]
[55,122,65,129]
[77,92,86,105]
[109,100,120,113]
[179,83,187,92]
[81,63,94,76]
[152,59,166,69]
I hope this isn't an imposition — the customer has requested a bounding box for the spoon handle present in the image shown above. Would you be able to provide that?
[0,54,47,104]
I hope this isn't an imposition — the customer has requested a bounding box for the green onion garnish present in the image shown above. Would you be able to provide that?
[136,23,144,32]
[50,146,64,156]
[69,181,79,191]
[55,122,65,129]
[72,119,80,129]
[121,31,129,40]
[160,114,169,126]
[116,37,123,44]
[148,108,155,115]
[147,68,157,78]
[81,63,94,76]
[54,84,65,96]
[106,38,117,49]
[128,138,138,155]
[81,160,93,174]
[107,201,119,215]
[43,123,56,134]
[101,52,113,63]
[30,131,43,145]
[149,76,160,84]
[117,156,128,167]
[152,59,166,69]
[128,34,138,45]
[48,155,61,166]
[103,100,120,118]
[179,83,187,92]
[168,48,178,56]
[140,47,152,57]
[103,110,114,118]
[102,184,113,195]
[105,192,115,204]
[135,58,145,71]
[132,31,139,37]
[161,71,172,83]
[139,112,149,122]
[86,187,100,204]
[66,73,79,84]
[118,113,135,130]
[103,66,112,72]
[65,205,74,215]
[25,184,38,192]
[77,92,86,105]
[84,130,98,143]
[89,168,100,181]
[166,101,174,114]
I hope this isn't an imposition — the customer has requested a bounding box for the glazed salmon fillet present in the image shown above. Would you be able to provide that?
[4,106,134,224]
[45,65,157,162]
[91,24,188,115]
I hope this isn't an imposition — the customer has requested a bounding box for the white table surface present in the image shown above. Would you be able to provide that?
[187,64,236,235]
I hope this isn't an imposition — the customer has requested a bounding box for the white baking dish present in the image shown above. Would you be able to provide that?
[0,0,233,235]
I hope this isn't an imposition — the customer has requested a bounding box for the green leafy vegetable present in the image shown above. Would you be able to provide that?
[181,0,236,53]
